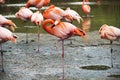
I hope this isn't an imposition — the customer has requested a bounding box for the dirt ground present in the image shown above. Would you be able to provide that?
[0,31,120,80]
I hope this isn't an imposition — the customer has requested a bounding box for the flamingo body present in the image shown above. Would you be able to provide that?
[26,0,50,9]
[43,5,65,20]
[82,0,91,15]
[65,7,83,23]
[0,15,16,31]
[99,24,120,41]
[15,7,33,21]
[0,27,17,44]
[0,0,5,4]
[31,11,43,25]
[42,19,85,40]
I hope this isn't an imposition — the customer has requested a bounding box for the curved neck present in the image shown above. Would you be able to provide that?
[42,19,54,34]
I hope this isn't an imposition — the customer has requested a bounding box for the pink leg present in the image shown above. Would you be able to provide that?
[24,21,28,44]
[62,40,65,80]
[36,25,40,53]
[55,39,61,51]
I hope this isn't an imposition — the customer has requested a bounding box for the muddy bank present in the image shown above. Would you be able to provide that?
[0,31,120,80]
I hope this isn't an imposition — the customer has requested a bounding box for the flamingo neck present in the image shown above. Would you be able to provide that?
[42,19,54,34]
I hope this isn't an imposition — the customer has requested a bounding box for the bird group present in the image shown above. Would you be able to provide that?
[0,0,120,79]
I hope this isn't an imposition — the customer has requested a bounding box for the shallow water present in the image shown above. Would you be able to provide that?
[0,31,120,80]
[0,0,120,33]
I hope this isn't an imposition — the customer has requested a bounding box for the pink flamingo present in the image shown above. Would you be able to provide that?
[43,5,66,20]
[26,0,50,10]
[42,19,86,80]
[99,24,120,67]
[15,7,33,43]
[82,0,91,16]
[43,5,83,23]
[0,15,16,31]
[0,0,5,4]
[0,26,17,72]
[43,5,84,44]
[31,11,43,52]
[64,7,84,23]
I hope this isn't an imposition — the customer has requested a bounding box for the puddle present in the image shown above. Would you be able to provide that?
[107,74,120,78]
[80,65,111,70]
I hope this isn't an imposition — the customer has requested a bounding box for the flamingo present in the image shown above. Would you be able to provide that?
[0,15,16,31]
[42,19,86,80]
[15,7,33,43]
[99,24,120,67]
[25,0,50,10]
[31,11,43,52]
[82,0,91,16]
[0,26,17,72]
[43,5,83,23]
[64,7,84,23]
[43,5,66,20]
[43,5,84,44]
[0,0,5,4]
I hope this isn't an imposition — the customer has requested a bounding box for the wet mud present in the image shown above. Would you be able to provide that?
[0,31,120,80]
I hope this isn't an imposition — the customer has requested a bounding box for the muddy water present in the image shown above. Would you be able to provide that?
[0,31,120,80]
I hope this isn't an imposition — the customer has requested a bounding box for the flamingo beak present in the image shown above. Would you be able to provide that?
[80,17,84,22]
[10,24,17,32]
[77,18,80,24]
[10,26,15,32]
[77,17,84,24]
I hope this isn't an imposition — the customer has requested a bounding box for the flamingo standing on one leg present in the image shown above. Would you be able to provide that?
[25,0,50,10]
[15,7,33,44]
[43,5,84,44]
[0,15,16,31]
[31,11,43,52]
[99,24,120,68]
[0,26,17,72]
[42,19,86,80]
[82,0,91,17]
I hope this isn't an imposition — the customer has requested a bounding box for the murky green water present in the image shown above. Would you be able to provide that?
[0,0,120,33]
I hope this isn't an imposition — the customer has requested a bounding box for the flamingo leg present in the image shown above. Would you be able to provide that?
[36,25,40,53]
[25,26,28,44]
[110,40,113,68]
[55,39,61,51]
[24,21,29,44]
[0,44,4,72]
[62,40,65,80]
